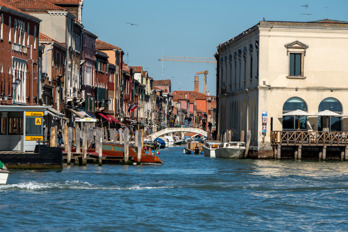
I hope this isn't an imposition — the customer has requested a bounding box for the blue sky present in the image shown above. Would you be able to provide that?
[83,0,348,95]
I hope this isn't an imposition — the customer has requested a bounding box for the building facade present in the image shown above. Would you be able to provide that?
[216,20,348,156]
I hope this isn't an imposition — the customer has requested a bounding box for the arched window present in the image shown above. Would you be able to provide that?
[318,97,342,131]
[282,97,308,130]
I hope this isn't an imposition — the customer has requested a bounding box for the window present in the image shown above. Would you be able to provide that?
[318,97,342,131]
[0,117,7,135]
[26,117,42,135]
[27,23,29,47]
[8,117,23,135]
[0,13,3,40]
[282,97,308,130]
[249,44,253,81]
[8,16,11,43]
[34,25,36,49]
[285,40,308,78]
[290,53,302,76]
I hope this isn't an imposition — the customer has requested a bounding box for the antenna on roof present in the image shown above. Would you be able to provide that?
[301,4,311,19]
[324,6,329,19]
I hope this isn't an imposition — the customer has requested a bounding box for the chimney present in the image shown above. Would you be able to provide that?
[194,76,199,92]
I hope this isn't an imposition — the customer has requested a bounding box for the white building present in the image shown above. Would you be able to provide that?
[216,19,348,157]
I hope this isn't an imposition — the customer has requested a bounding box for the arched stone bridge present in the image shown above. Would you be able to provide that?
[149,127,207,141]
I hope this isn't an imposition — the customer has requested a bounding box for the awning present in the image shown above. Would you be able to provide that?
[70,109,97,122]
[98,113,112,123]
[47,107,65,118]
[106,115,121,124]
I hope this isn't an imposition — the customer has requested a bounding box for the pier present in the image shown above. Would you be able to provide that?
[271,131,348,160]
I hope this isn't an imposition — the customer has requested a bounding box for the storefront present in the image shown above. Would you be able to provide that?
[0,106,50,152]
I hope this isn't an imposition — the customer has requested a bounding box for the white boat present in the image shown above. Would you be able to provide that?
[202,141,221,158]
[215,142,246,159]
[0,168,9,185]
[163,136,175,147]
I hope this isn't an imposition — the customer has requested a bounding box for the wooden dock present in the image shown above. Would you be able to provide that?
[271,131,348,160]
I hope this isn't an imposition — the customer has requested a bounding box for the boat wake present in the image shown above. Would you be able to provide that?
[0,180,174,191]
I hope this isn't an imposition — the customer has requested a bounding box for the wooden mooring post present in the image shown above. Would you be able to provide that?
[76,123,81,153]
[81,124,87,166]
[137,130,142,164]
[67,127,72,165]
[322,146,327,161]
[124,128,129,163]
[98,128,103,166]
[345,145,348,161]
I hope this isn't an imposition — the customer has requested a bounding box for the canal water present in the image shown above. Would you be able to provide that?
[1,147,348,231]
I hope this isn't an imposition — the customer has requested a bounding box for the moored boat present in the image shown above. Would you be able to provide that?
[0,161,9,185]
[184,141,203,155]
[202,141,221,158]
[215,142,246,159]
[88,142,163,165]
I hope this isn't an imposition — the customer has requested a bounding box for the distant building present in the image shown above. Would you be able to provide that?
[216,19,348,157]
[153,79,171,93]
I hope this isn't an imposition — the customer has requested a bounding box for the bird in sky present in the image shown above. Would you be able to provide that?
[126,22,139,26]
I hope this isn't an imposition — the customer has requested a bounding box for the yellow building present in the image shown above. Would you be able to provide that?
[216,19,348,157]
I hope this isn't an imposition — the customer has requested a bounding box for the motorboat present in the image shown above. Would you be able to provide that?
[154,137,166,149]
[87,142,163,165]
[163,136,175,147]
[202,141,221,158]
[184,141,203,155]
[0,161,9,184]
[215,142,246,159]
[173,136,185,145]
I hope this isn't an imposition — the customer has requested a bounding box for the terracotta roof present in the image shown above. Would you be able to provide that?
[46,0,81,4]
[122,63,130,72]
[96,39,121,51]
[130,66,142,73]
[153,79,171,86]
[0,0,23,11]
[172,90,211,101]
[311,19,348,24]
[8,0,66,11]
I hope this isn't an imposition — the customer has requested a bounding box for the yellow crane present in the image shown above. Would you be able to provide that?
[196,71,208,95]
[159,56,215,94]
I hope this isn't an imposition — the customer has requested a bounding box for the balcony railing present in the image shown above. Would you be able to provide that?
[271,131,348,146]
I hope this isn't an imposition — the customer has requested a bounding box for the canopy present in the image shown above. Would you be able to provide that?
[71,109,97,122]
[282,109,313,116]
[98,113,112,123]
[316,110,341,117]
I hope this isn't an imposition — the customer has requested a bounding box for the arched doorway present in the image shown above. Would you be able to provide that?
[318,97,342,131]
[282,97,308,130]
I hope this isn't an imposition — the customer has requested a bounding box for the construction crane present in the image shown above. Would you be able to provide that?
[158,56,216,63]
[196,71,208,95]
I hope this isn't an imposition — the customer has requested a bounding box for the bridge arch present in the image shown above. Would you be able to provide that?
[149,127,207,141]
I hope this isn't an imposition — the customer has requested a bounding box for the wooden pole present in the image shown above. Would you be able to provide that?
[345,145,348,161]
[50,126,57,147]
[245,130,251,158]
[98,128,103,166]
[137,130,142,164]
[298,145,302,160]
[82,124,87,166]
[76,123,80,153]
[322,146,327,161]
[341,151,344,161]
[119,128,123,144]
[240,130,245,142]
[67,127,72,165]
[294,150,298,160]
[124,127,129,163]
[277,144,281,159]
[64,122,68,152]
